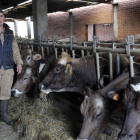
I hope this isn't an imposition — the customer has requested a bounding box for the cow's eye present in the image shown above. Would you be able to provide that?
[96,113,102,119]
[27,56,31,60]
[23,78,28,81]
[54,67,61,73]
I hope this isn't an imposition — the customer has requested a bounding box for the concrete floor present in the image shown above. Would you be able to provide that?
[0,122,20,140]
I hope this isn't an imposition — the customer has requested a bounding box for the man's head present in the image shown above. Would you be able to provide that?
[0,9,5,27]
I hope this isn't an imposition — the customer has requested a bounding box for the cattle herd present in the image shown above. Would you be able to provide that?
[11,48,140,140]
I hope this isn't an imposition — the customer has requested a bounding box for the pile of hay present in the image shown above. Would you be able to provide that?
[8,93,122,140]
[8,94,82,140]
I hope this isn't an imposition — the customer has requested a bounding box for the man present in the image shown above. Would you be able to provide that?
[0,10,23,125]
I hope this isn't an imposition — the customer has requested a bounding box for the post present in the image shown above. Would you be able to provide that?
[32,0,48,44]
[113,1,118,40]
[26,17,31,39]
[69,9,73,37]
[14,20,18,38]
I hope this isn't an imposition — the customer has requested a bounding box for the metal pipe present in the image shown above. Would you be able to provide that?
[109,52,113,81]
[72,50,75,58]
[31,45,34,51]
[96,53,100,89]
[41,46,44,58]
[116,53,120,77]
[129,56,134,77]
[55,48,58,59]
[18,42,140,55]
[47,47,50,55]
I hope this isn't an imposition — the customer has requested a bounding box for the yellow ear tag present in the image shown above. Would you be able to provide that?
[113,94,119,101]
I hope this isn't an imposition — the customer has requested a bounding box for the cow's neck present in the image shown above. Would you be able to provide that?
[71,55,97,89]
[99,71,129,96]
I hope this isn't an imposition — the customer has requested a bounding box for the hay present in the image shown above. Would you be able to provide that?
[8,93,122,140]
[8,94,81,140]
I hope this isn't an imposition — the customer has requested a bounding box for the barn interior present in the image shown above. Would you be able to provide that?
[0,0,140,140]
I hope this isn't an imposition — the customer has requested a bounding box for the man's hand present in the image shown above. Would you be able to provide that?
[17,65,22,74]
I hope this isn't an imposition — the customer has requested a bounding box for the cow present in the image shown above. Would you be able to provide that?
[77,71,129,140]
[76,55,140,140]
[108,76,140,140]
[39,51,129,94]
[11,52,56,97]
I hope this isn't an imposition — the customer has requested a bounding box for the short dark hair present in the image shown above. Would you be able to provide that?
[0,9,5,17]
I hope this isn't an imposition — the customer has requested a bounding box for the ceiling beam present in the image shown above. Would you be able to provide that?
[67,0,111,2]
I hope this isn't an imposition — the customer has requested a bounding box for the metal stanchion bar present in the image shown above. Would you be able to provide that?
[109,52,113,81]
[17,42,140,55]
[31,45,34,51]
[96,53,100,89]
[41,47,44,58]
[81,42,86,57]
[55,48,58,59]
[116,53,120,77]
[47,47,50,55]
[72,50,75,58]
[62,48,64,52]
[129,56,134,77]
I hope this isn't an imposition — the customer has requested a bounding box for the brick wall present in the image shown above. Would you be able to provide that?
[48,12,70,40]
[47,0,140,41]
[118,0,140,39]
[48,4,113,41]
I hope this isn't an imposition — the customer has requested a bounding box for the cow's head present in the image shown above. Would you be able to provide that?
[11,53,42,97]
[21,48,42,66]
[40,52,84,94]
[11,66,37,97]
[77,87,122,140]
[113,76,140,140]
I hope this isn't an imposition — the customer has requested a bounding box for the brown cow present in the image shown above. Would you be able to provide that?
[11,52,56,97]
[108,76,140,140]
[40,52,129,94]
[77,71,129,140]
[76,55,140,140]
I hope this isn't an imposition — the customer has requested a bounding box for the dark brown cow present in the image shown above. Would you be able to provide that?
[77,71,129,140]
[77,56,140,140]
[40,52,129,94]
[108,76,140,140]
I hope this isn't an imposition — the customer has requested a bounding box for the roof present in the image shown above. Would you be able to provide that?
[2,0,112,20]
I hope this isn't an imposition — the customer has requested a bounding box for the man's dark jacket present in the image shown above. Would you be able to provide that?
[0,23,14,70]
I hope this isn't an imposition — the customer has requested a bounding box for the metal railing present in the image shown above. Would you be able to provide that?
[17,35,140,89]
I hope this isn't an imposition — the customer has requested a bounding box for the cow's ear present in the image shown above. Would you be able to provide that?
[106,88,125,101]
[65,64,72,75]
[80,95,89,116]
[33,54,42,61]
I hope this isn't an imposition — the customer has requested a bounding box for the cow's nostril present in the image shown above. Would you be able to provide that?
[128,134,137,140]
[118,134,126,139]
[118,133,137,140]
[11,90,16,97]
[39,83,44,90]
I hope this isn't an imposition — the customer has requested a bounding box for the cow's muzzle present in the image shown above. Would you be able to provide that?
[11,89,23,97]
[11,90,16,97]
[118,133,137,140]
[77,138,94,140]
[39,83,44,90]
